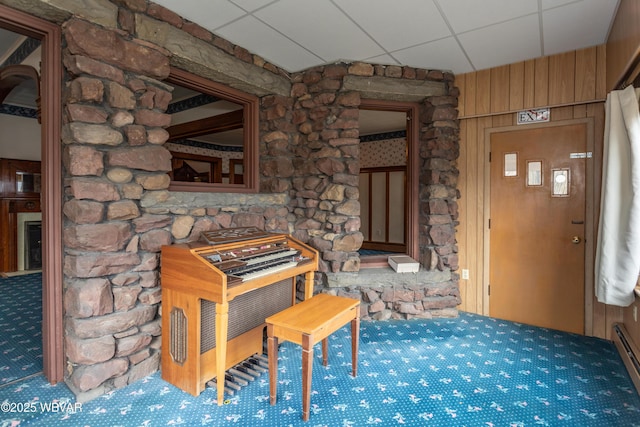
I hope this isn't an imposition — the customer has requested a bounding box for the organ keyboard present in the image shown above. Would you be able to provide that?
[160,227,318,403]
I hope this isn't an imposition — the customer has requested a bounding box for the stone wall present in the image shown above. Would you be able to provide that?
[0,0,460,400]
[274,63,460,314]
[325,269,459,320]
[49,0,297,402]
[260,63,459,277]
[60,15,169,401]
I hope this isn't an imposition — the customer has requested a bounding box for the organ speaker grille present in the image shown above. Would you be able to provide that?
[169,307,188,365]
[201,278,293,354]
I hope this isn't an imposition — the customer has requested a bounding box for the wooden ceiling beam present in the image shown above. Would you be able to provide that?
[167,109,243,141]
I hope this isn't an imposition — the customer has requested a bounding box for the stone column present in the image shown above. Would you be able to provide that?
[61,17,171,401]
[418,84,460,274]
[286,65,363,275]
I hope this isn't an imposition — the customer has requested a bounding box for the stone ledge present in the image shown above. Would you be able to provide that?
[325,267,452,288]
[343,75,446,102]
[322,268,459,320]
[136,14,291,97]
[142,191,288,210]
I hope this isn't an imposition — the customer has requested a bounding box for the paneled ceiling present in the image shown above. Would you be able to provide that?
[153,0,620,75]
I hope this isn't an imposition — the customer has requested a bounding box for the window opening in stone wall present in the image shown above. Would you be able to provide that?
[0,22,48,383]
[358,108,408,257]
[165,68,259,193]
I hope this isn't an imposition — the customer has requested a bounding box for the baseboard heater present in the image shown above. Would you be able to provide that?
[612,323,640,395]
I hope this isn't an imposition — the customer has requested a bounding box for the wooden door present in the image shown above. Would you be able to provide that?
[489,123,586,334]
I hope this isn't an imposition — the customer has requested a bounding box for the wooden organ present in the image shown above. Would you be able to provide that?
[160,227,318,403]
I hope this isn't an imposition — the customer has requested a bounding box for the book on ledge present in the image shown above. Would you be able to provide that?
[388,255,420,273]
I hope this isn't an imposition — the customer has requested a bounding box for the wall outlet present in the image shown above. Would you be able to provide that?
[461,269,469,280]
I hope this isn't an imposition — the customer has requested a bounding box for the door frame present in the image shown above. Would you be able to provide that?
[359,99,420,261]
[483,118,595,335]
[0,4,64,383]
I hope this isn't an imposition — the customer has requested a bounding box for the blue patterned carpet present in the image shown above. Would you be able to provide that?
[1,311,639,426]
[0,273,42,386]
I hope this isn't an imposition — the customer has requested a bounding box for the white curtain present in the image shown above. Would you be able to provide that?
[595,85,640,307]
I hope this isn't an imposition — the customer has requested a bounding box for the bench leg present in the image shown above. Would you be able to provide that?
[321,338,328,366]
[351,307,360,377]
[267,325,278,406]
[302,333,313,421]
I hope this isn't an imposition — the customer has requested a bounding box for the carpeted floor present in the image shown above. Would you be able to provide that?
[1,310,639,426]
[0,272,42,387]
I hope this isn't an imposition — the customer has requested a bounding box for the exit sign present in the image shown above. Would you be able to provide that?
[517,108,550,124]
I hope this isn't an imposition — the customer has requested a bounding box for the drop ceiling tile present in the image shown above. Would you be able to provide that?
[392,37,473,74]
[333,0,451,52]
[362,53,401,67]
[215,15,324,71]
[542,0,619,56]
[542,0,585,9]
[458,14,541,72]
[254,0,384,63]
[437,0,538,33]
[229,0,275,12]
[153,0,246,30]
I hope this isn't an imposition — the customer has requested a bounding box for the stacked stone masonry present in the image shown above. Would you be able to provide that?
[325,270,460,321]
[3,0,459,400]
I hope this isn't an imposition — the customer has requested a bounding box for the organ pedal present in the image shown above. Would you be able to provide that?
[207,353,268,398]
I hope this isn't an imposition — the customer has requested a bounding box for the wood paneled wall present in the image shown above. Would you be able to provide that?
[455,45,621,339]
[606,0,640,90]
[458,46,607,118]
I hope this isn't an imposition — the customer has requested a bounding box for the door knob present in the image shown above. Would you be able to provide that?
[571,236,581,244]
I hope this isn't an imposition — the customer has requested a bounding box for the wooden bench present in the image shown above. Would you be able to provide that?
[266,293,360,421]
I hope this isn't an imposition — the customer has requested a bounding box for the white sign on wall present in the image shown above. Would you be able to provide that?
[517,108,550,125]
